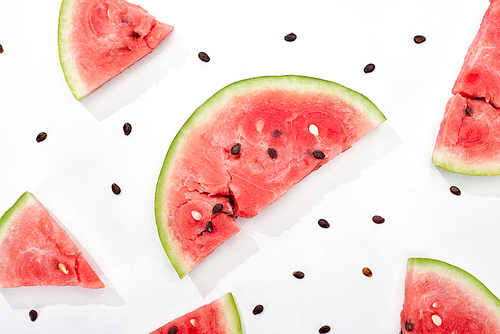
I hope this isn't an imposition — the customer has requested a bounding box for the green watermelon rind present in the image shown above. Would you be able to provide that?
[219,292,244,334]
[0,192,33,244]
[431,151,500,176]
[154,75,386,278]
[408,258,500,313]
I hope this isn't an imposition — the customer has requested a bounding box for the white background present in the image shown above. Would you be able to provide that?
[0,0,498,333]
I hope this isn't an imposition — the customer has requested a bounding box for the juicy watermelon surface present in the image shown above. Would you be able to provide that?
[400,258,500,333]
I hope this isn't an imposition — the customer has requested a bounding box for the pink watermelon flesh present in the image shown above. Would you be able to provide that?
[432,94,500,175]
[58,0,173,100]
[155,75,386,278]
[149,292,242,334]
[0,192,104,289]
[400,258,500,334]
[452,0,500,108]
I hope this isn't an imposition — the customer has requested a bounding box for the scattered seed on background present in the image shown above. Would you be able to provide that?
[364,63,375,73]
[267,148,278,159]
[413,35,426,44]
[284,33,297,42]
[312,150,325,159]
[0,44,4,53]
[450,186,461,196]
[372,215,385,224]
[212,203,223,215]
[319,325,331,333]
[198,52,210,62]
[29,310,38,322]
[111,183,121,195]
[36,132,47,143]
[318,218,330,229]
[293,270,305,279]
[168,326,178,334]
[362,267,373,277]
[405,320,413,331]
[231,143,241,155]
[252,304,264,315]
[123,123,132,136]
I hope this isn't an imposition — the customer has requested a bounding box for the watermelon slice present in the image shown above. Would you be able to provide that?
[0,192,104,289]
[400,258,500,333]
[149,292,242,334]
[58,0,174,100]
[155,75,386,278]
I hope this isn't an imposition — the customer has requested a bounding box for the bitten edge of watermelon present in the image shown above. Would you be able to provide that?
[154,75,387,278]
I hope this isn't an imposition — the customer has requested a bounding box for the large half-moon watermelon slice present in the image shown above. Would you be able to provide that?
[58,0,173,100]
[149,292,242,334]
[0,192,104,289]
[155,75,386,278]
[400,258,500,333]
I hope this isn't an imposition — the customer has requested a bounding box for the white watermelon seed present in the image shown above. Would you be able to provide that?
[309,124,319,136]
[431,314,442,326]
[190,319,197,326]
[432,302,441,308]
[58,263,69,275]
[191,211,202,220]
[256,120,265,132]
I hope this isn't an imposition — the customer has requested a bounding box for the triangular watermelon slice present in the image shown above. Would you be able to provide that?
[149,293,242,334]
[0,192,104,289]
[400,258,500,333]
[155,75,386,278]
[58,0,174,100]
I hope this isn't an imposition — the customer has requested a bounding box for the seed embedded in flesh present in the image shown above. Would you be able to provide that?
[256,120,265,132]
[364,63,375,73]
[168,326,178,334]
[362,267,373,277]
[190,319,196,326]
[309,124,319,136]
[414,35,426,44]
[267,148,278,159]
[123,123,132,135]
[252,304,264,315]
[405,320,413,331]
[36,132,47,143]
[284,32,297,42]
[431,314,442,326]
[191,211,202,220]
[206,221,213,233]
[272,129,282,137]
[372,215,385,224]
[312,150,325,159]
[29,310,38,322]
[58,263,69,275]
[318,325,331,333]
[318,218,330,229]
[465,105,473,116]
[212,203,223,215]
[450,186,461,196]
[293,271,305,279]
[111,183,121,195]
[231,143,241,155]
[198,52,210,62]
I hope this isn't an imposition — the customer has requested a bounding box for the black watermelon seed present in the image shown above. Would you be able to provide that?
[405,320,413,331]
[206,221,213,233]
[111,183,121,195]
[465,105,473,116]
[364,63,375,73]
[372,215,385,224]
[252,304,264,315]
[293,270,305,279]
[29,310,38,322]
[198,52,210,62]
[413,35,426,44]
[362,267,373,277]
[318,219,330,229]
[231,143,241,155]
[272,129,282,137]
[284,33,297,42]
[36,132,47,143]
[0,44,3,53]
[168,326,179,334]
[319,325,331,333]
[312,150,325,159]
[123,123,132,135]
[268,148,278,159]
[212,203,223,215]
[450,186,461,196]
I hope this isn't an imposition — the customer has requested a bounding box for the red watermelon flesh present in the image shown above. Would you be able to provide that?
[0,192,104,289]
[58,0,173,100]
[155,75,386,278]
[400,258,500,333]
[149,292,242,334]
[452,0,500,108]
[432,94,500,175]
